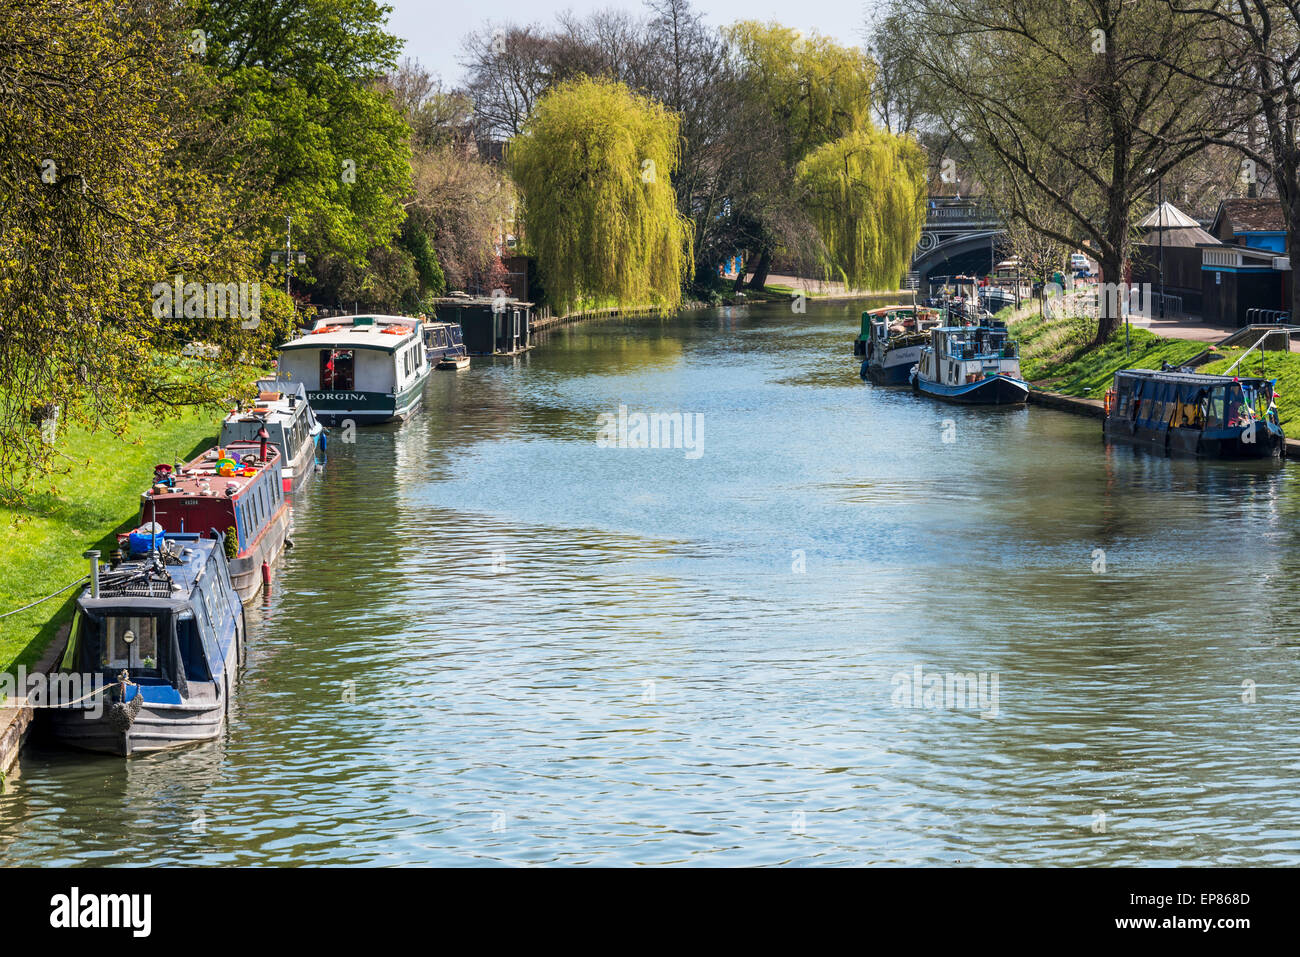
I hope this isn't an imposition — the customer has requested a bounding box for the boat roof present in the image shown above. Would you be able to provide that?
[222,380,310,427]
[143,441,282,505]
[82,536,218,605]
[280,314,422,353]
[1116,368,1272,386]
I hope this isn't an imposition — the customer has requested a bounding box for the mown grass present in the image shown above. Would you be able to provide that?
[0,408,226,674]
[1007,306,1300,431]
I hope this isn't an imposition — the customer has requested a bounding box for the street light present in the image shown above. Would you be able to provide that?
[270,215,308,299]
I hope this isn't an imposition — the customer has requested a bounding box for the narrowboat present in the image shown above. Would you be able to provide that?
[1103,369,1285,459]
[855,305,943,384]
[910,323,1029,404]
[46,537,243,756]
[138,438,291,602]
[423,319,470,370]
[275,314,431,425]
[219,378,324,494]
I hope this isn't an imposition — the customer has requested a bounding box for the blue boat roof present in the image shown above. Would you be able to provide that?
[87,534,217,603]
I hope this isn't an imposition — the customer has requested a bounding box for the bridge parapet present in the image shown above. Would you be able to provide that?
[925,198,1000,228]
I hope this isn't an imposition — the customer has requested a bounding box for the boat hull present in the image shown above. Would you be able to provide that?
[308,371,429,426]
[229,505,291,602]
[45,697,227,756]
[866,346,926,385]
[913,372,1030,405]
[1103,419,1285,460]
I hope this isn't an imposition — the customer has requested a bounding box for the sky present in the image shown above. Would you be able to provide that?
[388,0,878,86]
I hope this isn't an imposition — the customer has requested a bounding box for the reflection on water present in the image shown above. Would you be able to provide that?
[2,300,1299,866]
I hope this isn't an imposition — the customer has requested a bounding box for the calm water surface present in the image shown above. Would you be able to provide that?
[3,300,1300,866]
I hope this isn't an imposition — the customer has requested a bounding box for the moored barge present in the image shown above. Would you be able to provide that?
[138,437,291,602]
[276,314,431,425]
[220,379,324,494]
[47,537,243,756]
[910,323,1029,404]
[855,305,943,384]
[1103,369,1285,459]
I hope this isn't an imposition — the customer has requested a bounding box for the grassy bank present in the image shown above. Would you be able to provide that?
[0,408,227,674]
[1007,307,1300,431]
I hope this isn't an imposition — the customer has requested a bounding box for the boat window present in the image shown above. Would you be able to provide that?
[101,615,161,674]
[177,613,211,681]
[1241,382,1273,423]
[321,349,355,391]
[1204,386,1226,428]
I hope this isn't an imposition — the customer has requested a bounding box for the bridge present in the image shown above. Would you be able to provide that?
[910,198,1005,288]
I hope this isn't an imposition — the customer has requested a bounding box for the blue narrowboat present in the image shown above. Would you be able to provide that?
[1103,369,1285,459]
[47,536,244,756]
[910,323,1030,404]
[423,319,471,370]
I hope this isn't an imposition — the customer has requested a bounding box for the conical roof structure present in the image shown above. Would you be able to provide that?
[1137,202,1219,247]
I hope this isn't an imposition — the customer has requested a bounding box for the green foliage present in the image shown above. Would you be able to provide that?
[797,127,927,289]
[224,527,238,560]
[401,224,447,299]
[725,21,875,165]
[0,0,275,496]
[192,0,413,265]
[509,76,694,314]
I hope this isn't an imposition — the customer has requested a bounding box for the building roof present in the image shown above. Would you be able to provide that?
[1212,198,1285,236]
[1136,202,1219,248]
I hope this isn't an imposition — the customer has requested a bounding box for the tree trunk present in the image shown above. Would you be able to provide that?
[1094,253,1124,345]
[747,247,772,289]
[1281,176,1300,324]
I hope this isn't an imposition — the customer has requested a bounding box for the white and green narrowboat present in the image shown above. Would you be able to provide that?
[276,314,431,426]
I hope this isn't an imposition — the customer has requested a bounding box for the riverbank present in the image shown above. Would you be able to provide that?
[1008,305,1300,442]
[0,407,227,675]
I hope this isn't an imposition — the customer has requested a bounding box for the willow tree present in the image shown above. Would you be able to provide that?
[509,77,694,314]
[723,22,877,287]
[797,127,927,289]
[886,0,1227,343]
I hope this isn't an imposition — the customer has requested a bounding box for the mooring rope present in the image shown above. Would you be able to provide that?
[0,576,88,621]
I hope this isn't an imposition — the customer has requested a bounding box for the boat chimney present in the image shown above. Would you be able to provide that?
[257,425,270,463]
[84,549,101,598]
[288,393,297,409]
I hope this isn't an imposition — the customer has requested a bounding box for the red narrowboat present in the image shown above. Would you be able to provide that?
[134,438,292,602]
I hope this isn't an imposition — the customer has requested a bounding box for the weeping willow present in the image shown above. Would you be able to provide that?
[796,127,927,290]
[508,77,694,315]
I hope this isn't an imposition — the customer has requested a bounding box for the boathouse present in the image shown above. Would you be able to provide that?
[1197,198,1292,326]
[433,293,534,356]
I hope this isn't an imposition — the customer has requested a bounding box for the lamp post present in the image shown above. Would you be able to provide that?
[1158,175,1166,320]
[271,215,308,300]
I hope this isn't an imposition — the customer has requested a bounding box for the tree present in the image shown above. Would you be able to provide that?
[508,76,694,313]
[0,0,281,495]
[891,0,1228,342]
[723,22,877,287]
[796,127,927,289]
[1163,1,1300,320]
[191,0,413,270]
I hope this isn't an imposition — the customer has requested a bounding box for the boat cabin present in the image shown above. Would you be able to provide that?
[220,379,322,493]
[276,314,431,424]
[50,535,243,755]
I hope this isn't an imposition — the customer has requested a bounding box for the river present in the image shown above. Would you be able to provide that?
[2,298,1299,866]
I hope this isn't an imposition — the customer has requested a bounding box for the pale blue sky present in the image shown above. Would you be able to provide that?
[390,0,877,85]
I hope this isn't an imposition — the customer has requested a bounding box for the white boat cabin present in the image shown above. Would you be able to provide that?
[917,325,1022,387]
